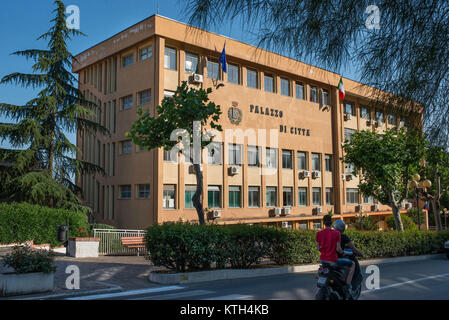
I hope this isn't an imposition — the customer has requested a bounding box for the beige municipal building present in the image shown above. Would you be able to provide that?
[74,15,418,230]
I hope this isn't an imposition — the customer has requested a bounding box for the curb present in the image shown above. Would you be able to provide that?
[12,283,123,300]
[149,253,444,285]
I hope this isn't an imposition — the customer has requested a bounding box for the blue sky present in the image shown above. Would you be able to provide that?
[0,0,357,149]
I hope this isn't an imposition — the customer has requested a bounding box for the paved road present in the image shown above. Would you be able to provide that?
[64,255,449,300]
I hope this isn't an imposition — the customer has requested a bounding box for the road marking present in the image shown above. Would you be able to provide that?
[203,294,253,300]
[362,272,449,294]
[129,290,214,300]
[66,285,185,300]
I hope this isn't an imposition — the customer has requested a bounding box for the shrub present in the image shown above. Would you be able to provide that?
[145,223,449,272]
[222,224,273,269]
[145,223,226,272]
[3,245,56,274]
[387,214,417,230]
[0,202,89,246]
[267,228,319,265]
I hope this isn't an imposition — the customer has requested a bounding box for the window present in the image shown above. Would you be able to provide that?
[164,47,177,70]
[266,187,277,207]
[229,186,241,208]
[208,186,221,208]
[360,106,371,120]
[282,150,292,169]
[247,146,260,167]
[264,75,274,92]
[298,222,308,230]
[326,188,334,205]
[298,187,308,206]
[207,61,219,80]
[388,114,397,126]
[321,89,330,105]
[346,188,359,204]
[283,187,293,207]
[228,144,242,166]
[140,46,152,60]
[227,64,239,84]
[139,90,151,105]
[164,149,176,162]
[248,186,260,208]
[313,187,321,206]
[122,95,133,110]
[266,148,277,168]
[247,69,258,88]
[121,140,132,154]
[345,162,355,175]
[363,194,374,204]
[185,185,196,209]
[325,154,333,172]
[295,83,305,100]
[122,54,133,67]
[344,102,355,116]
[344,128,356,143]
[312,153,321,171]
[376,110,384,122]
[163,185,176,209]
[281,78,290,96]
[119,185,131,199]
[297,152,308,170]
[207,142,222,165]
[137,184,150,199]
[310,86,318,102]
[313,220,322,230]
[185,52,199,73]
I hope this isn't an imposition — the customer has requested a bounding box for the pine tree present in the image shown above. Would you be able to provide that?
[0,1,107,213]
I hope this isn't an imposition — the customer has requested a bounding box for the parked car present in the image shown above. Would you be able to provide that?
[445,240,449,259]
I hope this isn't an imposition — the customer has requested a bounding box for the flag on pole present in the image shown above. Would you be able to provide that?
[219,42,227,73]
[338,76,345,101]
[423,202,430,212]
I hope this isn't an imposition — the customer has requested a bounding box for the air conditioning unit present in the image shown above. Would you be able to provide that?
[281,221,290,228]
[344,113,352,121]
[315,207,323,215]
[192,74,203,83]
[274,207,282,216]
[228,166,239,175]
[367,120,375,126]
[372,204,380,212]
[188,165,203,174]
[341,174,346,180]
[282,207,292,216]
[312,171,321,179]
[212,210,221,218]
[346,174,353,181]
[299,171,310,179]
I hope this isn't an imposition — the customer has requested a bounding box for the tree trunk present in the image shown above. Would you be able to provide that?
[192,163,205,225]
[391,203,404,231]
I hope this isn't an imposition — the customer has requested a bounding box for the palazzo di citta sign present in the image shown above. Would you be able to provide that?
[246,104,311,137]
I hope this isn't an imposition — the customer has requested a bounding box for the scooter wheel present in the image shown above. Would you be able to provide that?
[315,288,328,300]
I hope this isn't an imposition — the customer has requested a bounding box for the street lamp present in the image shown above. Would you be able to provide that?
[407,173,432,230]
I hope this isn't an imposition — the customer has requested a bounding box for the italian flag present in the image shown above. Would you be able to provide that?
[338,76,345,101]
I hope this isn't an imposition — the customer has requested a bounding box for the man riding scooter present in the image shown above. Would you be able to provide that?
[334,219,363,297]
[316,215,356,299]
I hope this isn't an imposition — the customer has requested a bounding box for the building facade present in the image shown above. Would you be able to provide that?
[73,15,417,230]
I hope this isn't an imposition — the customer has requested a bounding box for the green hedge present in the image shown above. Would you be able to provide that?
[146,223,449,272]
[0,202,89,247]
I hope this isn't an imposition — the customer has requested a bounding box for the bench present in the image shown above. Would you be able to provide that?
[120,236,145,256]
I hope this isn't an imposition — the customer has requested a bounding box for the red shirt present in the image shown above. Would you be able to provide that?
[316,228,341,262]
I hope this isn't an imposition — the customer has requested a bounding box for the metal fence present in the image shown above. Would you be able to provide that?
[93,229,147,256]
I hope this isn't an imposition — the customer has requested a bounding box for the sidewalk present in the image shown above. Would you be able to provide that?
[0,248,164,299]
